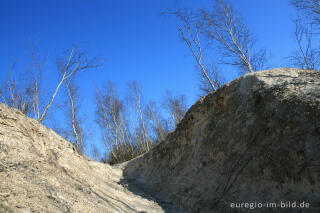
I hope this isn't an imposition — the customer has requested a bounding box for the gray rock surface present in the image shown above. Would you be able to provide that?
[124,68,320,213]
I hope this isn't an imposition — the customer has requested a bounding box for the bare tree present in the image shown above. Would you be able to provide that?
[290,0,320,70]
[96,82,122,161]
[145,101,169,143]
[170,9,221,92]
[127,81,152,152]
[200,0,267,74]
[96,81,167,164]
[91,143,100,161]
[170,0,267,94]
[63,78,87,155]
[197,63,225,94]
[96,81,134,164]
[289,19,320,69]
[291,0,320,24]
[8,61,17,108]
[163,91,187,129]
[29,45,46,120]
[1,46,99,123]
[38,47,99,123]
[0,61,32,114]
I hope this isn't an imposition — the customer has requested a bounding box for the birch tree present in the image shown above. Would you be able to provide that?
[290,0,320,70]
[171,0,267,94]
[289,19,320,69]
[172,9,221,93]
[163,91,187,129]
[38,47,98,123]
[63,78,87,155]
[29,45,45,120]
[145,101,169,143]
[291,0,320,24]
[200,0,267,74]
[96,81,134,164]
[127,81,152,152]
[0,61,32,114]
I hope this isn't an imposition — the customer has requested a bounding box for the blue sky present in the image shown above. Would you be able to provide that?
[0,0,299,157]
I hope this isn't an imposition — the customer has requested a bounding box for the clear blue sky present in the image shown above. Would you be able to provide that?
[0,0,298,157]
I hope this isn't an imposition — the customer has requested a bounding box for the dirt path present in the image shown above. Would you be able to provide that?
[113,163,184,213]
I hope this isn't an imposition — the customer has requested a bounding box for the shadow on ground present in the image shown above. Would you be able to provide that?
[118,176,185,213]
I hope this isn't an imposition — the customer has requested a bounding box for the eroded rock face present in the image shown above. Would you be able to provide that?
[124,68,320,213]
[0,103,165,213]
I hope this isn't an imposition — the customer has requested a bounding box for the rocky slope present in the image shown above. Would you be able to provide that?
[124,68,320,213]
[1,68,320,213]
[0,103,175,213]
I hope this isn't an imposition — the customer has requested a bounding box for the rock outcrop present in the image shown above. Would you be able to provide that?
[124,68,320,212]
[0,103,168,212]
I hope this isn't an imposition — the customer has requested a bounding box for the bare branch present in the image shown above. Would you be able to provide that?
[291,0,320,24]
[289,18,320,70]
[178,25,217,91]
[145,101,169,142]
[0,60,32,115]
[200,0,266,73]
[169,8,222,93]
[197,63,225,94]
[169,0,267,94]
[127,81,151,152]
[63,78,87,155]
[9,61,16,107]
[163,91,187,129]
[38,47,99,122]
[29,45,43,120]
